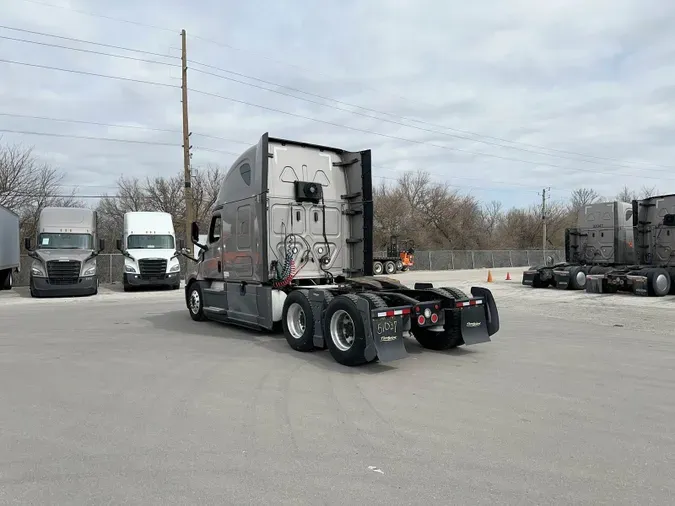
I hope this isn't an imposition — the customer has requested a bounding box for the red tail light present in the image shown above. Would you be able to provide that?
[415,306,420,312]
[417,315,425,325]
[430,313,438,324]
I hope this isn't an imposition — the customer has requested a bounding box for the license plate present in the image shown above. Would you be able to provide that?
[373,316,401,343]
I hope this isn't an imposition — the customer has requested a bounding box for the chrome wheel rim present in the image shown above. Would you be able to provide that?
[576,271,586,286]
[655,273,668,293]
[286,302,306,339]
[189,289,201,314]
[330,309,355,351]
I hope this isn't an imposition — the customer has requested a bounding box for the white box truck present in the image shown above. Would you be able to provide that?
[0,204,20,290]
[116,211,181,291]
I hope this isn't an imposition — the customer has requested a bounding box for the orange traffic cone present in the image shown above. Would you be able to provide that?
[487,270,493,283]
[506,272,511,280]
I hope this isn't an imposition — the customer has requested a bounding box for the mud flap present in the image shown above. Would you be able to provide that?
[459,305,491,345]
[470,286,500,336]
[553,269,571,290]
[358,298,408,363]
[627,274,648,296]
[521,270,536,286]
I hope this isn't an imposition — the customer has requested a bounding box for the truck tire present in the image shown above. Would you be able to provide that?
[323,294,373,366]
[281,290,316,352]
[412,312,462,350]
[187,282,206,321]
[396,260,403,271]
[384,261,396,274]
[1,270,12,290]
[646,268,671,297]
[373,261,384,275]
[439,286,469,300]
[568,266,586,290]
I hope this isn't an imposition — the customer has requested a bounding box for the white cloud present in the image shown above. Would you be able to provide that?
[1,0,675,208]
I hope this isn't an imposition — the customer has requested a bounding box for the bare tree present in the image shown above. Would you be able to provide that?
[568,187,600,214]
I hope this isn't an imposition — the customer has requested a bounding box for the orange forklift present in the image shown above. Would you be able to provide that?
[373,235,415,275]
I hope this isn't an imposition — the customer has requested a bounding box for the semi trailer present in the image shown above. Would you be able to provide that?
[522,201,635,290]
[182,133,500,367]
[0,204,20,290]
[586,193,675,296]
[116,211,181,291]
[24,207,104,298]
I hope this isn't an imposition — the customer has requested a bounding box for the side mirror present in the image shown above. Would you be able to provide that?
[177,239,185,251]
[116,239,122,252]
[98,238,105,252]
[190,221,200,244]
[24,237,32,251]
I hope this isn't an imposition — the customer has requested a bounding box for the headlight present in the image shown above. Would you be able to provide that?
[31,265,45,277]
[124,264,136,273]
[170,263,181,272]
[83,266,96,276]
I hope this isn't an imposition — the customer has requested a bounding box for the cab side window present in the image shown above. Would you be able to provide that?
[208,215,222,243]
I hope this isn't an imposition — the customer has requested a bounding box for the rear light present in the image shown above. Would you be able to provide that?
[415,306,420,312]
[430,313,438,324]
[434,304,439,310]
[424,308,432,318]
[417,315,425,325]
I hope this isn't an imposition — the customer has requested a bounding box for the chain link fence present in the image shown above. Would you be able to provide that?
[12,249,565,286]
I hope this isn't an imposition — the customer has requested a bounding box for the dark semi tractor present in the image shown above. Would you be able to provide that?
[24,207,105,298]
[182,133,500,367]
[522,201,635,290]
[587,193,675,296]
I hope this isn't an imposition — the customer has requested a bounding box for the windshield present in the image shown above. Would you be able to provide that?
[127,234,175,249]
[38,233,93,250]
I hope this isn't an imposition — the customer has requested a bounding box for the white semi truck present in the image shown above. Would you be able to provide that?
[115,211,181,291]
[24,207,104,297]
[0,204,20,290]
[181,133,500,367]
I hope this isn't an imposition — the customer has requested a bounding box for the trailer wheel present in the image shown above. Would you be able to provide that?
[646,268,671,297]
[282,291,316,352]
[440,286,469,300]
[323,294,371,366]
[384,261,396,275]
[396,260,403,271]
[568,266,586,290]
[187,282,206,321]
[373,261,384,275]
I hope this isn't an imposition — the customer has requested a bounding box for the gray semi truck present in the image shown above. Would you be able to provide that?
[522,201,635,290]
[0,204,20,290]
[24,207,105,297]
[587,193,675,296]
[181,133,500,367]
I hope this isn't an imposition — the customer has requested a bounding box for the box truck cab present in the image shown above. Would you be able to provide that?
[116,211,181,291]
[24,207,104,298]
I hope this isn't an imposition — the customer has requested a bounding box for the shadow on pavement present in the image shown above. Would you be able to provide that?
[144,309,403,374]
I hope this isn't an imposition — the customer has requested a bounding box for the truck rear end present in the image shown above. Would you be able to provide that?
[184,133,500,367]
[0,204,20,290]
[593,194,675,297]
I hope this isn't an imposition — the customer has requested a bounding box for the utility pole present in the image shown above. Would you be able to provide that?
[541,187,550,260]
[180,29,193,245]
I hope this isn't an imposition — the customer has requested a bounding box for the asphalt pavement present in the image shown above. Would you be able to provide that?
[0,274,674,505]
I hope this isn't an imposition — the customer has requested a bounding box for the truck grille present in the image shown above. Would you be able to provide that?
[47,260,81,285]
[138,259,167,279]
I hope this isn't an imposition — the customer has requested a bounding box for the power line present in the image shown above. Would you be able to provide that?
[13,0,673,172]
[0,112,252,145]
[0,128,240,155]
[0,34,177,67]
[190,61,674,172]
[0,24,179,59]
[0,58,178,88]
[188,88,675,183]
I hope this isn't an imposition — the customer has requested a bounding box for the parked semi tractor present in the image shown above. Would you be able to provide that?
[587,193,675,296]
[115,211,181,291]
[0,204,20,290]
[522,200,635,290]
[24,207,104,297]
[182,133,500,367]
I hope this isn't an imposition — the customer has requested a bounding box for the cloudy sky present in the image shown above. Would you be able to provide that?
[2,0,675,209]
